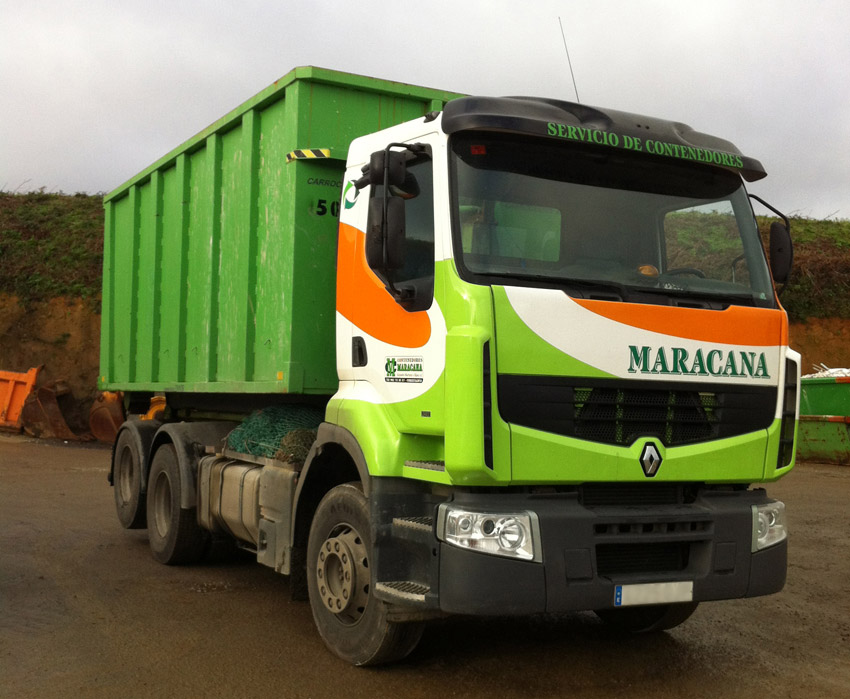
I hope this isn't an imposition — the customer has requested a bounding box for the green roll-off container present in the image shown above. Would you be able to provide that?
[100,67,461,395]
[797,375,850,464]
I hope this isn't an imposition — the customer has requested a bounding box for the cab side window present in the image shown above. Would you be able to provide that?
[392,156,434,285]
[370,153,435,311]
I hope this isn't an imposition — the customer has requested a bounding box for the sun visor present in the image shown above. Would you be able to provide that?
[441,96,766,182]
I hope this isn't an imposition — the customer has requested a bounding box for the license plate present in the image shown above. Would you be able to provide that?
[614,581,693,607]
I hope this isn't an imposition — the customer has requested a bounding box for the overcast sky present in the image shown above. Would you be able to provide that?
[2,0,848,220]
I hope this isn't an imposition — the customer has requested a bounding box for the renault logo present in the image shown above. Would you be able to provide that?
[640,442,662,477]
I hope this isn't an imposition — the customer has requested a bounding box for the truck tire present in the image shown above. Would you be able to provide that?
[307,483,424,666]
[146,444,208,565]
[595,602,699,633]
[113,429,146,529]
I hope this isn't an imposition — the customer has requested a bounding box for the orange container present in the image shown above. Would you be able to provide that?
[0,366,41,431]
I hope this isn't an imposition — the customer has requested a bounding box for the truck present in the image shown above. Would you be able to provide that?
[102,66,800,665]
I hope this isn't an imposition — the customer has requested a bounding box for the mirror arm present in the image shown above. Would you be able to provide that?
[381,147,393,292]
[353,163,371,190]
[749,194,793,295]
[749,194,790,232]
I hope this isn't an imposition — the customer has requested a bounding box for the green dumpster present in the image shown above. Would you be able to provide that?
[797,373,850,465]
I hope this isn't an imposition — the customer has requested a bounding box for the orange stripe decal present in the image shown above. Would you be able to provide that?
[572,298,787,346]
[336,222,431,348]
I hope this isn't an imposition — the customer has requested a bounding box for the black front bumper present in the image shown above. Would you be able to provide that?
[371,480,787,616]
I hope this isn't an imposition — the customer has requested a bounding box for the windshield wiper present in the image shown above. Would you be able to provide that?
[485,271,629,300]
[558,276,630,299]
[633,285,758,306]
[482,270,762,307]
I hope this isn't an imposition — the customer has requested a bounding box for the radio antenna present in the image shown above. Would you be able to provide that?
[558,16,581,103]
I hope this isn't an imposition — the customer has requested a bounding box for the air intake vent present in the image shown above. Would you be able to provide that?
[596,542,690,575]
[499,376,775,447]
[572,385,716,445]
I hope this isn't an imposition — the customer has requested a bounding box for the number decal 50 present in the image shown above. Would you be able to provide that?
[316,199,340,217]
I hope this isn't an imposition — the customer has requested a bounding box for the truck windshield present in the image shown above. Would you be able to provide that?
[449,132,775,308]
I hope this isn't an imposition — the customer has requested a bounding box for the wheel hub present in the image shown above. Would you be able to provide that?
[316,525,369,624]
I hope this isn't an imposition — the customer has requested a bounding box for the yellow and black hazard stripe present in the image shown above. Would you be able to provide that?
[286,148,331,163]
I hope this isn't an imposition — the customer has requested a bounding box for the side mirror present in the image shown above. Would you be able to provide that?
[769,221,793,285]
[355,143,426,190]
[366,196,405,276]
[368,150,407,188]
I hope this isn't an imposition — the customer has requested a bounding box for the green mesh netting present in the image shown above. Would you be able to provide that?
[227,405,324,459]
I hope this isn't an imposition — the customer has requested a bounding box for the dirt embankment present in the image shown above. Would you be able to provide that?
[1,295,847,414]
[0,296,101,411]
[788,317,849,372]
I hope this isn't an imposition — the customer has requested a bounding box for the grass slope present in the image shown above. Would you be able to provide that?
[0,192,103,303]
[760,217,850,320]
[1,192,847,322]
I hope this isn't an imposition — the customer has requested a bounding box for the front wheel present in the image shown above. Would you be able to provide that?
[595,602,699,633]
[306,483,424,665]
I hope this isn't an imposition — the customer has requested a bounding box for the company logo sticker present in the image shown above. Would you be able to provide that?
[385,356,424,383]
[640,442,662,478]
[343,181,360,210]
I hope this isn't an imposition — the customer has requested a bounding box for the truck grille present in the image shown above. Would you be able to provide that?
[498,376,775,447]
[596,542,690,575]
[574,385,715,445]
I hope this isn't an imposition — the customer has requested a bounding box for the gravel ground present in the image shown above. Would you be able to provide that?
[1,434,848,698]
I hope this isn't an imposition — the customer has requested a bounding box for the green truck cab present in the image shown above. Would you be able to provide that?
[102,67,799,665]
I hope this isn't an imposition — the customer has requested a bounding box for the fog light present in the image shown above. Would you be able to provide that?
[752,501,787,552]
[438,506,540,561]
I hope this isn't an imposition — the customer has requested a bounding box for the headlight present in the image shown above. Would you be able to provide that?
[752,501,787,552]
[437,505,540,562]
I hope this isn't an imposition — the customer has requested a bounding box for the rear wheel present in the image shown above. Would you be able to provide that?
[146,444,208,565]
[307,483,424,665]
[113,429,146,529]
[595,602,699,633]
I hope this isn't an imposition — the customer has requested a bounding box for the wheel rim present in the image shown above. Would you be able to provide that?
[151,470,172,538]
[316,523,370,625]
[117,445,134,504]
